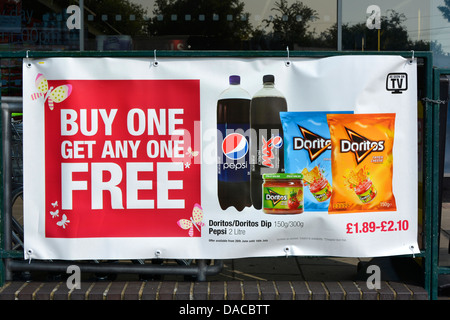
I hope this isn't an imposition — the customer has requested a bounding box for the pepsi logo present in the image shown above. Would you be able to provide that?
[271,136,283,148]
[222,133,248,160]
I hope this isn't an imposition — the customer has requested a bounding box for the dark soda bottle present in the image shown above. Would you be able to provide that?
[217,75,252,211]
[250,74,288,210]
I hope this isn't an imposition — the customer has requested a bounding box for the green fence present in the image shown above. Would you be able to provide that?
[432,67,450,299]
[0,50,446,299]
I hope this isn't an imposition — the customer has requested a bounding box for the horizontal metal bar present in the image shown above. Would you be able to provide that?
[8,259,223,277]
[0,50,432,59]
[1,97,23,114]
[438,266,450,275]
[0,250,22,259]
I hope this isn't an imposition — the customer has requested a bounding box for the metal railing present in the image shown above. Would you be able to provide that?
[431,68,450,299]
[0,50,444,299]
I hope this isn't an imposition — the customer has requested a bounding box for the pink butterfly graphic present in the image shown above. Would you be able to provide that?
[31,73,72,110]
[177,203,204,237]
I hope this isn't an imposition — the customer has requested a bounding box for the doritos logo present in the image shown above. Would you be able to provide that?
[265,189,287,206]
[340,127,385,164]
[293,126,331,161]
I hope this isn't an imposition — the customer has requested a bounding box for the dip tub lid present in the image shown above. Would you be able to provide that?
[263,173,303,180]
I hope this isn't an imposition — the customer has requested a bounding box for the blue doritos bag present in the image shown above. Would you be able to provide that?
[280,111,352,211]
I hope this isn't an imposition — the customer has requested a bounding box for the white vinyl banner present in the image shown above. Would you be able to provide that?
[23,55,420,260]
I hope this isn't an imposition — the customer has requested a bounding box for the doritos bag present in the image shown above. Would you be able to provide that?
[280,111,351,211]
[327,113,397,213]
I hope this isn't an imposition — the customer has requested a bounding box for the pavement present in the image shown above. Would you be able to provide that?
[0,201,449,301]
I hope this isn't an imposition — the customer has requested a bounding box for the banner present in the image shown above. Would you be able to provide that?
[23,55,420,260]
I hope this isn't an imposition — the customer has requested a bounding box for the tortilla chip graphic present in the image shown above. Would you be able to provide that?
[326,113,397,213]
[301,166,322,184]
[301,166,332,203]
[346,167,368,188]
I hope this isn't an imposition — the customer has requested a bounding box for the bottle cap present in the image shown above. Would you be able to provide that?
[263,74,275,84]
[229,75,240,85]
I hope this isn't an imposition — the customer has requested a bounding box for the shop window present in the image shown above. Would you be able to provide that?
[3,0,450,94]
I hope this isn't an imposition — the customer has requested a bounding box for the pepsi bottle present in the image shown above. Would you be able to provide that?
[217,75,252,211]
[250,74,288,210]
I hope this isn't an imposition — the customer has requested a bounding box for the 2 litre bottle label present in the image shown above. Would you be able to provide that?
[217,124,250,182]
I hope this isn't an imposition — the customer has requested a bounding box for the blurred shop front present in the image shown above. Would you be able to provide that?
[1,0,450,169]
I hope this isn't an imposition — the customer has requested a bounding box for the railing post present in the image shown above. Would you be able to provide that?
[1,97,23,285]
[0,90,3,287]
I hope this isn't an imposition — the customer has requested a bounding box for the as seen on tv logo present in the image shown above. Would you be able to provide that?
[386,73,408,94]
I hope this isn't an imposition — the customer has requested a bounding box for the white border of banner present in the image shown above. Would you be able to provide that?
[23,55,419,260]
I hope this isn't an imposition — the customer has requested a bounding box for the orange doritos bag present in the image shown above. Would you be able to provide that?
[326,113,397,213]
